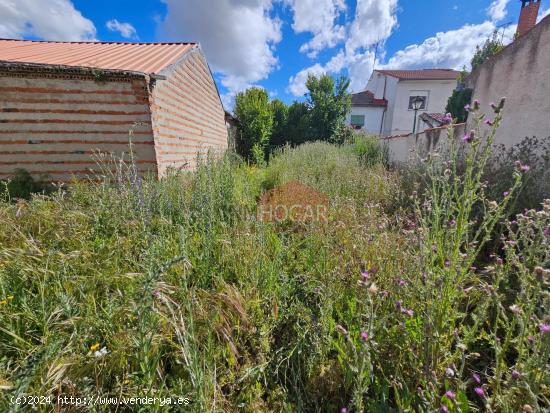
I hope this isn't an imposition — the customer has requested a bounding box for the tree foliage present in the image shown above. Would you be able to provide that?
[446,88,473,123]
[306,74,351,142]
[234,87,273,164]
[233,74,351,160]
[284,102,311,146]
[269,99,289,149]
[471,31,504,71]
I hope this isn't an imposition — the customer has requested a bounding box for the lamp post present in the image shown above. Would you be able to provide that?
[411,96,424,135]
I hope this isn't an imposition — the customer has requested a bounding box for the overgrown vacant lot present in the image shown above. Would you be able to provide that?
[0,117,549,412]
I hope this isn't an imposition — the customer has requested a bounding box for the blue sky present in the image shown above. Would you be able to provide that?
[1,0,549,108]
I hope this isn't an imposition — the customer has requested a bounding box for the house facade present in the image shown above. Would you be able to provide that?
[349,69,460,136]
[346,90,387,134]
[0,39,228,182]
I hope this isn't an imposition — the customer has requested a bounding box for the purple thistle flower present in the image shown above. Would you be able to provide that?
[441,406,449,413]
[442,113,452,124]
[340,408,348,413]
[474,387,485,398]
[396,278,407,286]
[446,367,455,378]
[402,308,414,317]
[444,260,451,268]
[395,300,403,308]
[515,160,530,173]
[472,373,481,384]
[361,270,370,280]
[463,130,475,143]
[503,191,509,197]
[540,324,550,334]
[444,390,456,401]
[527,335,535,344]
[511,370,521,380]
[464,104,471,111]
[485,119,494,126]
[360,331,369,342]
[544,227,550,237]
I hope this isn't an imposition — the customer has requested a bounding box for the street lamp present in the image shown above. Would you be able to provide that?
[411,96,424,135]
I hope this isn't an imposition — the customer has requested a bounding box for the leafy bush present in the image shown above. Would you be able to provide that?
[471,30,505,71]
[485,136,550,215]
[0,168,54,201]
[446,88,473,123]
[349,133,390,167]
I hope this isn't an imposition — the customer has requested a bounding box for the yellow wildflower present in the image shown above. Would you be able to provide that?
[90,343,100,352]
[0,300,7,306]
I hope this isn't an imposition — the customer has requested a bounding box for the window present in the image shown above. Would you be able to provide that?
[408,95,427,110]
[351,114,365,128]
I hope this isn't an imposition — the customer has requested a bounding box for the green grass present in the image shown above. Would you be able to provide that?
[0,124,548,412]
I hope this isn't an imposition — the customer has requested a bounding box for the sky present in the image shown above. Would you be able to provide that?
[1,0,549,110]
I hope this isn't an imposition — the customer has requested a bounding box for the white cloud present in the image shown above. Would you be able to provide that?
[287,0,398,96]
[0,0,96,41]
[345,0,398,53]
[383,21,516,71]
[160,0,281,104]
[487,0,510,22]
[106,19,137,39]
[288,50,347,96]
[284,0,346,58]
[538,7,550,22]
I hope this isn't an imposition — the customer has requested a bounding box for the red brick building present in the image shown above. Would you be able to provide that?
[0,40,228,182]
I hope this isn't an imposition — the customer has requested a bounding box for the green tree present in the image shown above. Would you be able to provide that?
[446,88,473,123]
[269,99,289,150]
[285,101,311,146]
[234,87,273,164]
[305,74,351,142]
[471,31,504,71]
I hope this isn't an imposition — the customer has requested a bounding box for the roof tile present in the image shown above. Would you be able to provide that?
[376,69,461,80]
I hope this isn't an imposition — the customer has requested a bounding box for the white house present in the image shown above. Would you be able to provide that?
[349,69,460,136]
[346,90,387,134]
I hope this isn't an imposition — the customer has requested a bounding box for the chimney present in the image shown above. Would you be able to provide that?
[517,0,542,37]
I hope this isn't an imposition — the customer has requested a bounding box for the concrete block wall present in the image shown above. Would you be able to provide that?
[0,70,157,182]
[150,49,228,175]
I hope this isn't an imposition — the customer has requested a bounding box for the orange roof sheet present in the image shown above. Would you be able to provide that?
[0,39,197,74]
[376,69,461,80]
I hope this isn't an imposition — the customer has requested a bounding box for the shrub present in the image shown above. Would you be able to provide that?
[0,168,53,201]
[349,133,390,167]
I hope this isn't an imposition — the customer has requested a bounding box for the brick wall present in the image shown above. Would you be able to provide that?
[0,71,157,182]
[517,0,542,37]
[149,49,228,175]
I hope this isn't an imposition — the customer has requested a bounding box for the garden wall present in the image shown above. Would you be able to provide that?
[468,14,550,148]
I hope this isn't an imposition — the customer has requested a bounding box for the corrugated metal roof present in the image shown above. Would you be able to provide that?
[0,39,197,74]
[375,69,461,80]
